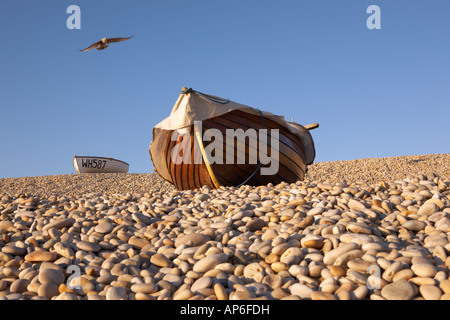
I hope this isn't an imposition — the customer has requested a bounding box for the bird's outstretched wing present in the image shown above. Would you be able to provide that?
[106,36,134,44]
[80,41,102,52]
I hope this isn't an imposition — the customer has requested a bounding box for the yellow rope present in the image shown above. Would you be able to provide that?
[193,123,221,189]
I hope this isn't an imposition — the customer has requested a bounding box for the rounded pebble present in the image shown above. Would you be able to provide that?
[381,280,417,300]
[0,154,448,301]
[39,268,65,286]
[420,285,443,300]
[193,253,228,273]
[76,241,101,252]
[106,287,128,300]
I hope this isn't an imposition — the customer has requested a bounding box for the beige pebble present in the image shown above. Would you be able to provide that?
[76,241,101,252]
[0,221,13,231]
[68,277,95,295]
[348,199,366,211]
[353,285,369,300]
[42,218,74,231]
[382,261,408,282]
[402,220,426,232]
[95,222,113,234]
[191,276,212,293]
[3,266,20,277]
[392,269,414,282]
[298,216,314,229]
[2,246,26,256]
[38,283,60,299]
[193,253,228,273]
[290,283,313,299]
[128,236,150,249]
[230,290,251,300]
[10,279,30,293]
[130,283,158,294]
[381,279,417,300]
[409,277,436,286]
[134,292,154,300]
[271,262,288,273]
[346,224,371,235]
[106,286,128,300]
[320,282,338,294]
[53,242,74,258]
[336,290,352,300]
[262,274,283,289]
[269,287,290,299]
[55,292,79,300]
[246,218,265,232]
[213,282,228,300]
[329,265,346,277]
[307,206,325,216]
[417,202,439,216]
[131,212,151,224]
[439,279,450,294]
[174,289,193,300]
[411,263,437,278]
[243,262,265,282]
[347,259,371,273]
[39,268,65,286]
[151,253,172,268]
[340,233,373,245]
[287,199,306,207]
[25,250,57,262]
[420,285,443,300]
[301,235,324,249]
[346,270,368,285]
[441,293,450,300]
[334,249,364,267]
[324,243,359,265]
[195,193,210,202]
[280,247,302,265]
[174,233,210,248]
[311,291,337,300]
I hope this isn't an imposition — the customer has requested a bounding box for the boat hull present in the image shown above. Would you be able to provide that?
[73,156,129,174]
[163,109,307,190]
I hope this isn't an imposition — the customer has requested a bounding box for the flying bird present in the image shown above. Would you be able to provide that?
[80,36,134,52]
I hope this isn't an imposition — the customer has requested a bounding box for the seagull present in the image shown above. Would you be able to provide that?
[80,36,134,52]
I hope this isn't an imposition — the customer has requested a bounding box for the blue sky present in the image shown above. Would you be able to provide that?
[0,1,449,178]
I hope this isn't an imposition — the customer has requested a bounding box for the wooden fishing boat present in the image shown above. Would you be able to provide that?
[149,88,318,190]
[73,155,129,174]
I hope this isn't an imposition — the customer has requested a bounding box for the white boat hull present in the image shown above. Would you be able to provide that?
[73,156,129,174]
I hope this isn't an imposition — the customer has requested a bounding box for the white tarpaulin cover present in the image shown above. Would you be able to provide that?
[149,88,316,184]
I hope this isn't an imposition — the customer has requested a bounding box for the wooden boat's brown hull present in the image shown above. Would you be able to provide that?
[165,109,307,190]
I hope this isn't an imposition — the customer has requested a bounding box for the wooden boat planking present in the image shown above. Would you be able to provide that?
[149,87,318,191]
[164,109,317,190]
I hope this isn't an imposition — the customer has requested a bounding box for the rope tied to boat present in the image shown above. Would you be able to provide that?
[236,109,264,188]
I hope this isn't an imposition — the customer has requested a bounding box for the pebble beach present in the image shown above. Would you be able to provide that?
[0,153,449,300]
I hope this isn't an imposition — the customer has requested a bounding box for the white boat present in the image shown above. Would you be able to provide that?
[73,156,129,174]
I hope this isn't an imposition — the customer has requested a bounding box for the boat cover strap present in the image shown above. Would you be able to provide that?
[235,109,264,188]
